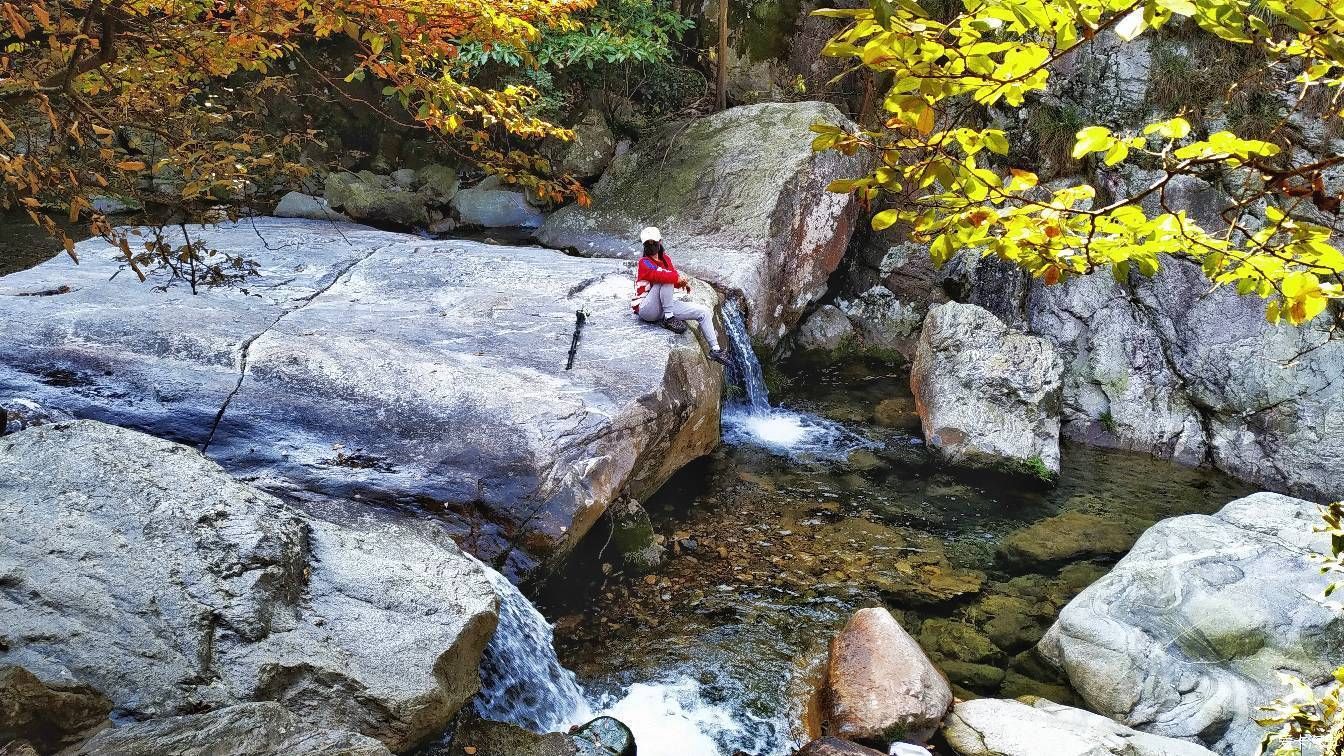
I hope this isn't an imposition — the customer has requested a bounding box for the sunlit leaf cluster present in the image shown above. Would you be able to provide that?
[815,0,1344,325]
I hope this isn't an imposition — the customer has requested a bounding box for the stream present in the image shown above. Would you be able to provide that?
[527,309,1248,755]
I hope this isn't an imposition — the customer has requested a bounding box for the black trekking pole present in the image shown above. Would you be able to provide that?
[565,310,587,370]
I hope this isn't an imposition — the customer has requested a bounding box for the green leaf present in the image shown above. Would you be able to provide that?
[1072,126,1113,158]
[872,208,901,231]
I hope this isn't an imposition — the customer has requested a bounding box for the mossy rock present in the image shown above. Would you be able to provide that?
[918,619,1003,665]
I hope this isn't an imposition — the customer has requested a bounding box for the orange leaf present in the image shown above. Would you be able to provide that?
[116,160,146,171]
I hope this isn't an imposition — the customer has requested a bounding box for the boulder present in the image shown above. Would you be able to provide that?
[66,702,391,756]
[273,191,351,222]
[552,109,618,180]
[795,304,856,353]
[416,164,461,203]
[452,176,545,228]
[0,219,722,575]
[0,420,498,751]
[1038,493,1344,755]
[942,698,1217,756]
[910,303,1064,480]
[0,666,111,752]
[324,171,429,227]
[796,736,887,756]
[836,286,926,361]
[825,608,952,746]
[449,718,578,756]
[1130,257,1344,500]
[538,101,868,345]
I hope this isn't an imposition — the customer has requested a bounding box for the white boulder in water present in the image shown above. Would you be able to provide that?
[537,101,868,346]
[942,698,1218,756]
[0,420,498,751]
[273,190,351,222]
[1038,492,1344,755]
[910,303,1064,479]
[0,218,723,575]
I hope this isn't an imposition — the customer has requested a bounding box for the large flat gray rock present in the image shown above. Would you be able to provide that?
[0,218,723,574]
[0,420,497,751]
[537,101,867,346]
[1038,492,1344,755]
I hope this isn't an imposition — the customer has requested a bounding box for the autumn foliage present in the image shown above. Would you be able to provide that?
[0,0,593,276]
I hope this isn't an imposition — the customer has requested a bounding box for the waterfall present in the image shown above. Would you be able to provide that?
[718,300,875,460]
[720,300,770,410]
[475,567,593,732]
[474,562,795,755]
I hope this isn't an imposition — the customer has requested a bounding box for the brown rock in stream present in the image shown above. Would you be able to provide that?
[825,608,952,746]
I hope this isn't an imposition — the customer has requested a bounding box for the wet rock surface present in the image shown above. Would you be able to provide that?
[911,303,1064,479]
[825,608,952,745]
[942,698,1217,756]
[0,421,498,751]
[538,101,867,345]
[66,702,392,756]
[0,218,723,574]
[1040,492,1344,755]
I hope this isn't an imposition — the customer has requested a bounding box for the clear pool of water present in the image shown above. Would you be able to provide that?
[543,357,1251,754]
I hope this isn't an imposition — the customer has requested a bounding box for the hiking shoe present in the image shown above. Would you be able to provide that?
[662,317,688,334]
[708,349,731,366]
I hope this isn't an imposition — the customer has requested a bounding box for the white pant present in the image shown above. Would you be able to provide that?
[637,283,720,351]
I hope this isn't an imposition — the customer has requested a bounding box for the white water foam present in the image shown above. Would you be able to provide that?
[476,565,796,754]
[719,301,875,461]
[598,678,760,756]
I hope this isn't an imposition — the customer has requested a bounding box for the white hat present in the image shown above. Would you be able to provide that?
[640,226,662,243]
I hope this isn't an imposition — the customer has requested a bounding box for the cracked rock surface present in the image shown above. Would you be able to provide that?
[0,421,498,752]
[942,698,1216,756]
[910,303,1064,478]
[0,218,723,575]
[1038,492,1344,756]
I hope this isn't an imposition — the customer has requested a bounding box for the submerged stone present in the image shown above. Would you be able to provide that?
[996,510,1141,567]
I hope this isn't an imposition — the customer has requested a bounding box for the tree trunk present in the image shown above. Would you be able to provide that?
[715,0,729,111]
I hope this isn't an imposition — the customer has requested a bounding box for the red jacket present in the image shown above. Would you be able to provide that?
[632,253,679,312]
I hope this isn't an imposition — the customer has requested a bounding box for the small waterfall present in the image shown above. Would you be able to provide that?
[718,301,875,460]
[720,300,770,410]
[475,567,593,732]
[474,563,796,754]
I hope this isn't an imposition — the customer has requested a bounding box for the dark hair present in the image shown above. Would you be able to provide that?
[642,239,664,258]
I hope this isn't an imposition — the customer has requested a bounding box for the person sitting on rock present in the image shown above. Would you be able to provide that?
[632,226,729,365]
